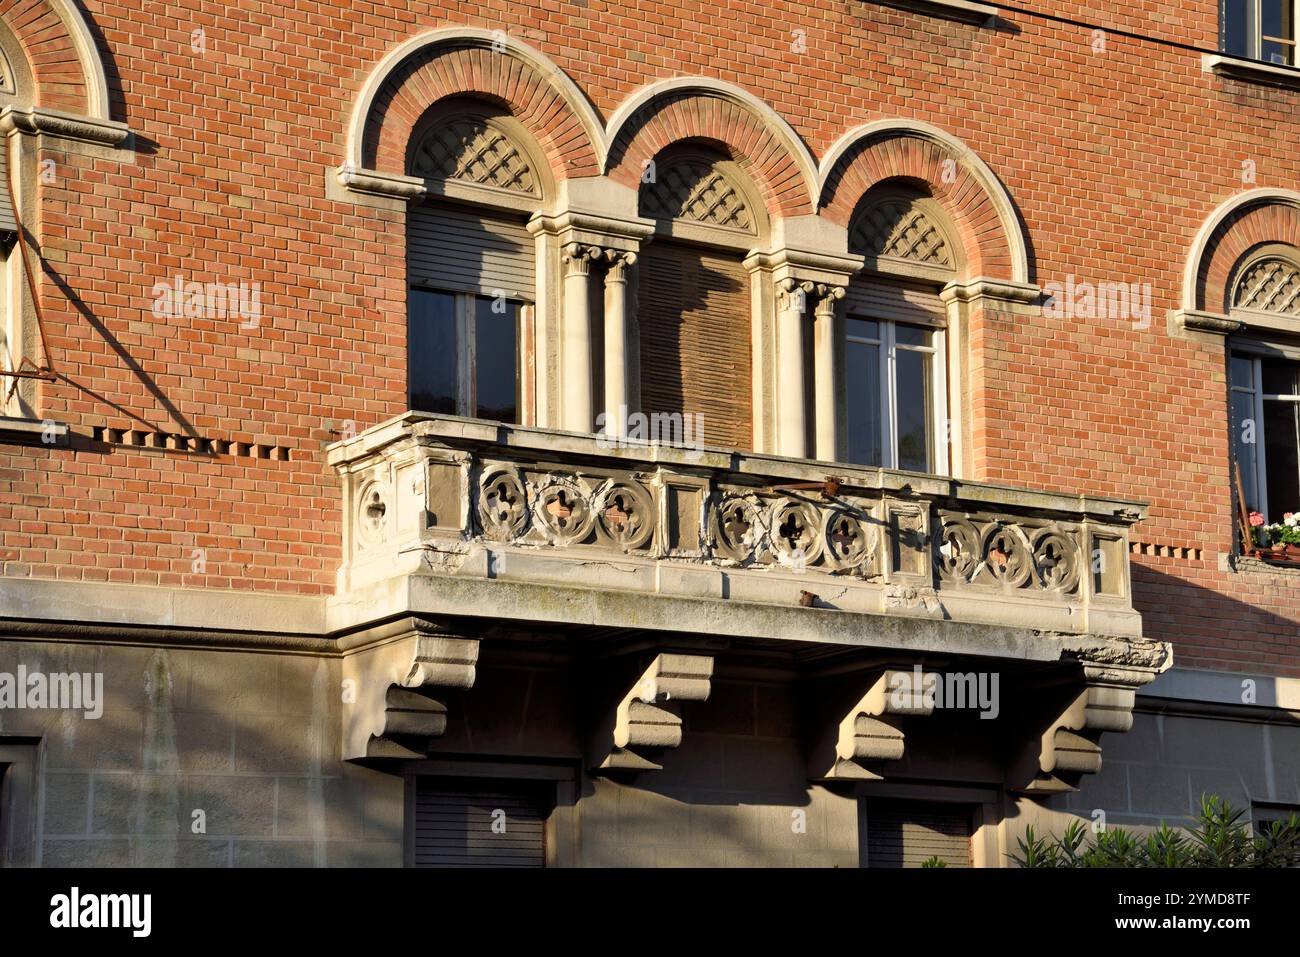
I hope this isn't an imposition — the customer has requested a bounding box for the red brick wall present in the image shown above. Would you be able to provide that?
[2,1,1297,672]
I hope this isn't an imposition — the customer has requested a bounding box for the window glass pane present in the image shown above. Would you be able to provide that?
[474,297,519,423]
[1262,0,1291,39]
[1264,399,1300,517]
[1262,357,1300,396]
[1231,354,1255,390]
[894,324,933,349]
[1233,390,1261,511]
[409,288,457,414]
[847,317,880,342]
[896,348,932,473]
[846,339,882,466]
[1220,0,1251,56]
[1262,38,1295,64]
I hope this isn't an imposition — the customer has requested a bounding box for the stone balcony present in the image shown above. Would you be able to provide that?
[326,412,1152,651]
[326,413,1171,785]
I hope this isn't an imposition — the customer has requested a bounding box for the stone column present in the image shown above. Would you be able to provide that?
[561,243,597,432]
[775,279,812,458]
[602,250,636,438]
[813,284,845,462]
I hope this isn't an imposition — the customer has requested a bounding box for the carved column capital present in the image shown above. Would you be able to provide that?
[562,242,600,276]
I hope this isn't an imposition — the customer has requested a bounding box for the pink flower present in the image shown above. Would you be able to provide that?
[1250,511,1266,527]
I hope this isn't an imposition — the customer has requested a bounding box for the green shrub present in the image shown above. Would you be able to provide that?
[1011,795,1300,868]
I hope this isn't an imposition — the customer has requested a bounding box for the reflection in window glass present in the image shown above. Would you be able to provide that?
[895,347,932,473]
[474,297,519,423]
[1222,0,1252,56]
[409,289,457,414]
[846,337,882,467]
[1231,354,1256,390]
[1264,398,1300,516]
[1233,389,1260,511]
[1263,357,1300,396]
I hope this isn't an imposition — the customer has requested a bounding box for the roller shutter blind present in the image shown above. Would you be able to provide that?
[638,239,752,450]
[845,276,945,327]
[864,799,972,868]
[0,144,17,238]
[413,779,547,868]
[408,203,535,301]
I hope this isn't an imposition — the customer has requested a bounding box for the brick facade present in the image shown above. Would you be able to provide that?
[2,0,1299,680]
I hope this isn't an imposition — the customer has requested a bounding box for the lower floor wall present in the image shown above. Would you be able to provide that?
[0,636,1296,867]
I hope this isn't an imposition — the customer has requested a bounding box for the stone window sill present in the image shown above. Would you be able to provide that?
[869,0,997,26]
[1203,54,1300,91]
[0,416,69,447]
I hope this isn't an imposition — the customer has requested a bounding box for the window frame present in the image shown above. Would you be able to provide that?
[408,286,526,424]
[1231,343,1300,520]
[1224,0,1300,65]
[844,315,949,475]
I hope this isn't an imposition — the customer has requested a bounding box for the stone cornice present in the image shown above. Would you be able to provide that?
[0,106,129,147]
[744,246,864,288]
[1172,308,1243,335]
[528,208,656,249]
[940,276,1042,306]
[869,0,998,26]
[1203,53,1300,91]
[334,164,427,200]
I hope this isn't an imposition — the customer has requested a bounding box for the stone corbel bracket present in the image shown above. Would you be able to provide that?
[342,617,479,761]
[810,668,938,780]
[1016,663,1159,794]
[590,653,714,772]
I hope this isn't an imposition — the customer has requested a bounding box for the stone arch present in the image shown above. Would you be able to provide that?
[0,0,113,118]
[1182,189,1300,315]
[349,27,603,182]
[605,78,818,219]
[820,120,1028,283]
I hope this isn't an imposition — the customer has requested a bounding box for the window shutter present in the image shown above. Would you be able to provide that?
[638,240,752,450]
[408,203,535,301]
[413,779,547,868]
[865,799,972,868]
[0,144,17,239]
[846,276,945,326]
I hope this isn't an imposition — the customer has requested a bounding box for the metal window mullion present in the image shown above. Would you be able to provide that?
[882,322,898,469]
[1255,358,1270,519]
[932,329,949,476]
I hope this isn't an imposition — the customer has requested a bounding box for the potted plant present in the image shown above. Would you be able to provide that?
[1251,512,1300,561]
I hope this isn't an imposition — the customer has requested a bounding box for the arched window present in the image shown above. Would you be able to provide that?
[844,185,959,473]
[1228,245,1300,518]
[635,144,765,451]
[405,99,548,424]
[0,21,36,416]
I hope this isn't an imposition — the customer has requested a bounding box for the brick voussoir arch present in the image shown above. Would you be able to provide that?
[0,0,113,118]
[1185,189,1300,314]
[350,27,604,181]
[819,120,1028,283]
[604,77,819,219]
